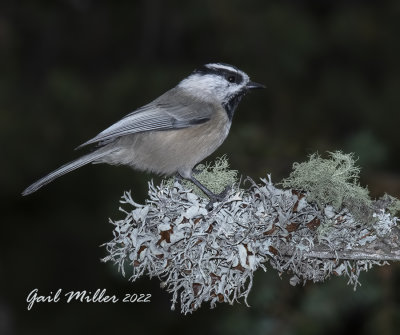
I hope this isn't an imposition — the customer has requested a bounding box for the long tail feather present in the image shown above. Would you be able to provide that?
[22,148,117,196]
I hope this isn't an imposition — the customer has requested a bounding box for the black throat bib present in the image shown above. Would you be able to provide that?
[223,92,246,121]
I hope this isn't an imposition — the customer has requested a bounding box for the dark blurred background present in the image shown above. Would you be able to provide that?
[2,0,400,334]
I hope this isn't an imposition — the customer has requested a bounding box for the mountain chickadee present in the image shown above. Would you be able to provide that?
[22,63,264,207]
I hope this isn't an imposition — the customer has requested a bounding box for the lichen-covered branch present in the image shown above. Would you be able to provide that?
[102,153,400,314]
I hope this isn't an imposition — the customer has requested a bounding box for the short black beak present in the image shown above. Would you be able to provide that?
[246,81,266,90]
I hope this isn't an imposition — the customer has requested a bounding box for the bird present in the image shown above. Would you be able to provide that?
[22,63,264,207]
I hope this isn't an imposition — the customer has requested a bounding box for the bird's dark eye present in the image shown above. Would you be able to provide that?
[227,75,236,83]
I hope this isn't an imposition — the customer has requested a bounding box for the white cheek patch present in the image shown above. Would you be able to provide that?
[223,84,245,102]
[178,69,251,104]
[179,74,229,101]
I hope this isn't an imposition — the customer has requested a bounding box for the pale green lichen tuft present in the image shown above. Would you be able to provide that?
[281,151,373,224]
[164,155,239,198]
[376,193,400,217]
[387,196,400,216]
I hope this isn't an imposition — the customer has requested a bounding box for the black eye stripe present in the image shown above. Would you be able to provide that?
[194,65,243,84]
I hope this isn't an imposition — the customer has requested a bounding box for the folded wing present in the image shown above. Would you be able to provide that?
[77,89,213,149]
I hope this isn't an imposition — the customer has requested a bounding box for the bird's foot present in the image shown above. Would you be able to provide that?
[205,185,232,210]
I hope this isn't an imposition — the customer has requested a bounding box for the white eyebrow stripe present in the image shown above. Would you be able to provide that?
[206,63,238,73]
